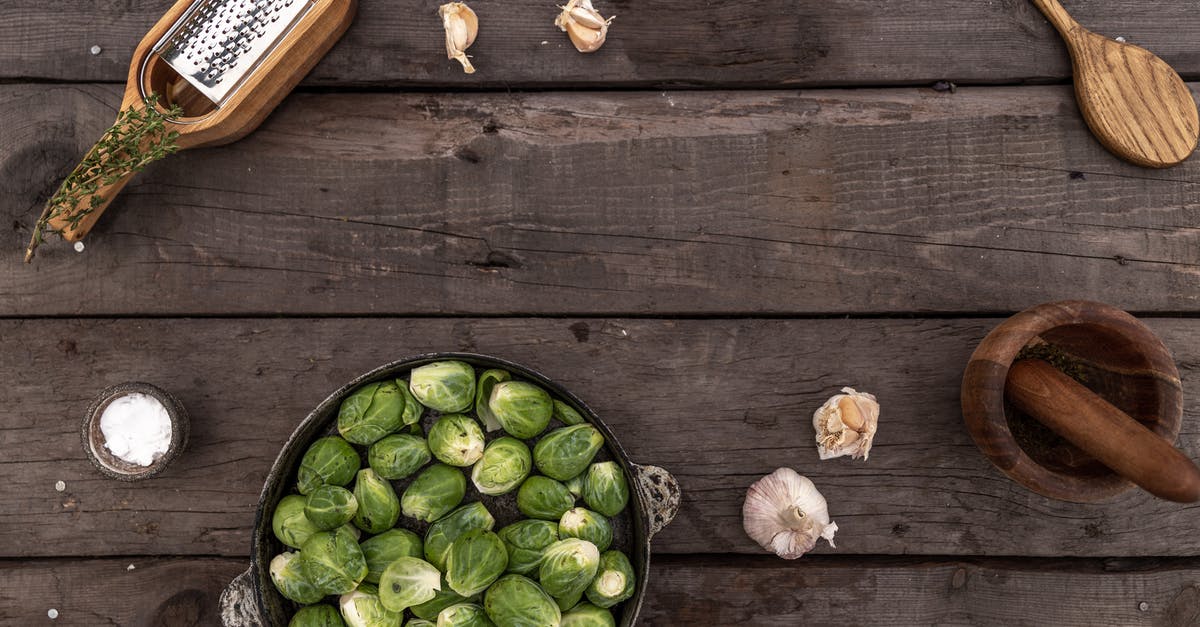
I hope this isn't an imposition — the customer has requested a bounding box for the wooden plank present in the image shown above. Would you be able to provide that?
[6,84,1200,316]
[7,556,1200,626]
[4,1,1200,88]
[3,317,1200,559]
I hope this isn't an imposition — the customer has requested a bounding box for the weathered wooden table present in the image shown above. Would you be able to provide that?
[4,1,1200,625]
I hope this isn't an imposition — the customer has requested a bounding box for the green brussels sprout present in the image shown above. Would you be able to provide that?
[470,437,532,496]
[269,551,323,604]
[407,621,437,627]
[489,381,553,439]
[425,502,496,571]
[402,463,467,523]
[497,519,560,576]
[446,529,509,596]
[274,494,322,549]
[560,603,614,627]
[438,603,495,627]
[585,551,635,609]
[517,476,575,521]
[474,369,512,432]
[340,583,404,627]
[298,436,362,495]
[563,475,585,499]
[411,582,474,620]
[353,468,401,534]
[395,378,425,426]
[290,603,347,627]
[338,381,406,445]
[301,526,369,595]
[410,361,476,413]
[532,425,605,481]
[428,414,486,467]
[361,528,423,584]
[581,462,629,518]
[483,575,561,627]
[379,556,443,612]
[558,508,612,552]
[552,400,585,426]
[538,539,601,610]
[305,485,359,531]
[368,434,432,480]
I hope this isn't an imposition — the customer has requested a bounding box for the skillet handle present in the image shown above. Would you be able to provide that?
[632,464,680,539]
[219,566,265,627]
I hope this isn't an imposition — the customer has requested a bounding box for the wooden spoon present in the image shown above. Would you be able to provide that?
[1031,0,1199,168]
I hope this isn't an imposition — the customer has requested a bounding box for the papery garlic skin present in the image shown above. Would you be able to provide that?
[743,468,837,559]
[813,387,879,461]
[439,2,478,74]
[555,0,613,53]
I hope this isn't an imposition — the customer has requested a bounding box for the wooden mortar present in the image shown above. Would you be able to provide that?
[961,300,1199,503]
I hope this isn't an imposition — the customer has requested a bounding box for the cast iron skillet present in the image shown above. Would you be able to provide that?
[219,353,680,626]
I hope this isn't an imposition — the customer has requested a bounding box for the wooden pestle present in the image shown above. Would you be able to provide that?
[1006,359,1200,503]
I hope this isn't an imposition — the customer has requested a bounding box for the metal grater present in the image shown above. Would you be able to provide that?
[154,0,317,107]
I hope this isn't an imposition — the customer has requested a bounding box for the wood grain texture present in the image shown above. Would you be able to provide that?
[3,317,1200,559]
[7,556,1200,626]
[1031,0,1198,168]
[7,84,1200,315]
[5,1,1200,88]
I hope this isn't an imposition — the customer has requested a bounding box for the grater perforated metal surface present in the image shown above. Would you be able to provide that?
[155,0,316,107]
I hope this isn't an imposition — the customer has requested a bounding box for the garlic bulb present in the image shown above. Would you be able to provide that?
[555,0,613,53]
[813,387,879,461]
[743,468,837,559]
[439,2,478,74]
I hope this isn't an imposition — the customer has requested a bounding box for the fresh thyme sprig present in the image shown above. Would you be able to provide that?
[24,94,183,263]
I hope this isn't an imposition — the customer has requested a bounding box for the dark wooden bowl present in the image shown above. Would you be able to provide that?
[961,301,1183,502]
[82,382,190,481]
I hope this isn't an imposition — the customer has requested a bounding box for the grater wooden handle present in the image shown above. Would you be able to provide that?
[46,173,136,243]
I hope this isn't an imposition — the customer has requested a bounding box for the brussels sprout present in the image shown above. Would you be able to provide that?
[379,556,443,612]
[425,501,496,571]
[298,437,362,495]
[470,437,532,496]
[274,494,322,549]
[552,400,585,427]
[560,603,614,627]
[489,381,553,439]
[446,529,509,596]
[585,551,635,609]
[361,528,423,584]
[368,434,432,480]
[290,603,347,627]
[340,583,404,627]
[305,485,359,531]
[402,463,467,523]
[558,508,612,552]
[484,575,561,627]
[497,519,560,576]
[301,526,369,595]
[438,603,495,627]
[474,369,512,432]
[339,381,406,446]
[411,582,474,620]
[395,378,425,426]
[353,469,401,534]
[428,414,486,467]
[581,462,629,518]
[270,551,323,604]
[538,539,601,610]
[517,476,575,521]
[407,621,437,627]
[532,425,605,481]
[410,361,476,413]
[563,475,585,500]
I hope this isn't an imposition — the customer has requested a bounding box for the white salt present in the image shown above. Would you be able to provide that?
[99,393,172,467]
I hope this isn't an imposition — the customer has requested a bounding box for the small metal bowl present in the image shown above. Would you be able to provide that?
[82,382,190,481]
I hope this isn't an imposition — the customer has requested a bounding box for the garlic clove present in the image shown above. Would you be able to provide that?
[743,468,838,559]
[555,0,613,53]
[439,2,478,74]
[813,387,879,461]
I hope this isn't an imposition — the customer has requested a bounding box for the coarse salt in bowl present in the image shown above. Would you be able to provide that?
[83,382,189,481]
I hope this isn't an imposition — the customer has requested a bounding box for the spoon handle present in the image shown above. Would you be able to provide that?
[1029,0,1080,38]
